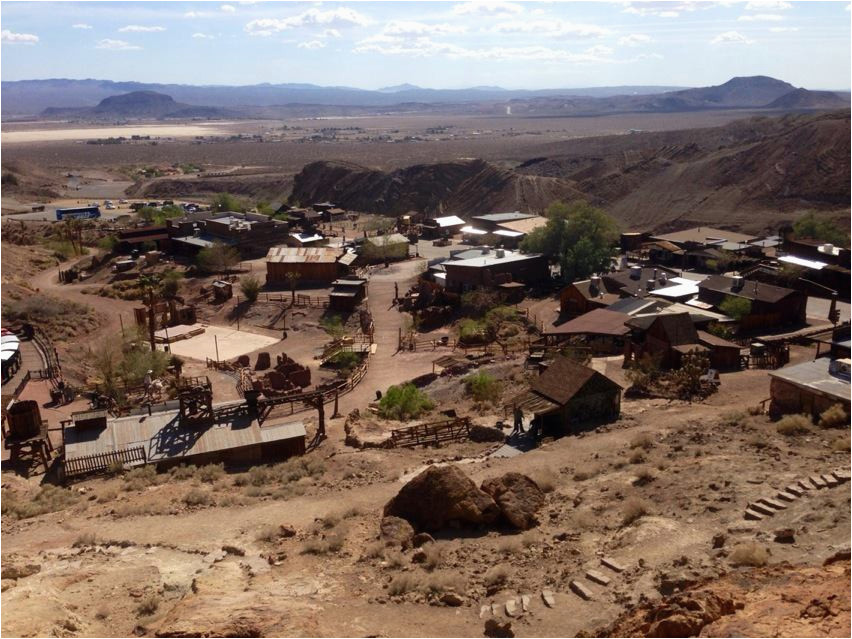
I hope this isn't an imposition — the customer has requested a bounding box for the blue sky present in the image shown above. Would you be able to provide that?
[1,1,850,89]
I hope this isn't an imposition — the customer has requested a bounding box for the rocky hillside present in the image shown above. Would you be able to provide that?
[767,88,851,110]
[42,91,234,120]
[290,159,584,216]
[288,110,850,232]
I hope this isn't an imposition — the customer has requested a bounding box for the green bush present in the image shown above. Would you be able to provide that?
[458,318,486,342]
[328,351,362,374]
[378,383,435,420]
[240,274,262,303]
[320,314,345,338]
[464,371,502,404]
[97,235,118,252]
[720,295,752,321]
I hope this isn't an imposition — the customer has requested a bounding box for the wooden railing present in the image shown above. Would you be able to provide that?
[390,417,472,448]
[63,445,146,480]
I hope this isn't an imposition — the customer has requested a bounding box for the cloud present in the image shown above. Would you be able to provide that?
[72,23,92,30]
[768,26,798,32]
[321,29,342,38]
[491,20,611,38]
[221,4,236,13]
[711,30,754,44]
[618,33,653,46]
[744,1,792,10]
[384,20,467,36]
[354,35,617,63]
[192,32,215,39]
[96,38,141,50]
[297,40,326,49]
[621,2,707,18]
[184,11,199,18]
[245,8,371,36]
[452,1,524,17]
[118,25,166,32]
[1,29,39,44]
[737,13,783,21]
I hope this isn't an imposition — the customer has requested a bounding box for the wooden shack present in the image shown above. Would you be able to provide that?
[265,246,343,284]
[329,278,367,312]
[512,356,621,436]
[768,358,850,418]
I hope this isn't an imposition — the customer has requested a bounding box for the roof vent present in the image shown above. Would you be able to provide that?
[481,246,490,255]
[732,275,744,290]
[820,243,835,254]
[646,279,656,291]
[659,272,668,285]
[630,265,642,280]
[495,248,505,258]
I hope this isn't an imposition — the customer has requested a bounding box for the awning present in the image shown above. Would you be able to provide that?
[460,226,488,235]
[511,390,560,416]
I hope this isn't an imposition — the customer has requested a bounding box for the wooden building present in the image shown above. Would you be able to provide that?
[697,275,807,331]
[512,357,621,436]
[442,249,549,293]
[559,277,620,318]
[265,246,343,284]
[542,308,629,355]
[768,358,850,418]
[329,278,367,312]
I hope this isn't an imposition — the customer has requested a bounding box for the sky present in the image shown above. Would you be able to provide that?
[1,0,850,90]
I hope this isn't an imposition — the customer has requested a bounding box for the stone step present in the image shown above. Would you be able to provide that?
[491,602,501,616]
[505,599,519,617]
[570,580,594,601]
[809,475,828,489]
[821,474,840,488]
[776,491,798,502]
[785,485,804,497]
[586,570,611,586]
[744,508,764,521]
[832,469,850,482]
[601,557,626,573]
[748,502,775,517]
[541,590,555,608]
[797,479,813,491]
[758,497,786,510]
[521,594,531,613]
[480,605,491,619]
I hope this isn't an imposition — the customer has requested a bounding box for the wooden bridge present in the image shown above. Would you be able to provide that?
[63,445,146,480]
[390,417,472,448]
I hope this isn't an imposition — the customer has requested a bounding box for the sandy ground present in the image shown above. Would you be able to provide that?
[158,324,281,362]
[1,122,243,144]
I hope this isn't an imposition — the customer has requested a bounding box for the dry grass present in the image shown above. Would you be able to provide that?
[135,595,160,617]
[122,465,161,492]
[196,463,225,483]
[831,435,850,452]
[73,532,99,547]
[621,497,651,526]
[529,468,558,493]
[96,488,118,504]
[302,525,346,555]
[484,564,509,588]
[719,410,746,427]
[497,537,522,554]
[182,488,214,507]
[388,573,420,596]
[629,433,654,450]
[362,541,385,560]
[819,404,849,429]
[776,414,812,436]
[628,449,646,465]
[573,465,600,482]
[746,432,769,449]
[1,485,79,520]
[574,509,596,530]
[420,541,446,570]
[383,548,406,568]
[633,467,656,486]
[421,571,465,595]
[729,542,769,567]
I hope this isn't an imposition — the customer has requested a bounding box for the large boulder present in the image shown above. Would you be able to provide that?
[384,465,499,531]
[480,473,545,530]
[380,516,415,549]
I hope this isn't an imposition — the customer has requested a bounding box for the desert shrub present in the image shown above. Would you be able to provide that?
[169,465,196,480]
[634,467,656,486]
[720,295,752,321]
[122,465,160,491]
[776,414,812,436]
[719,411,745,427]
[458,318,487,342]
[626,353,662,394]
[668,351,712,399]
[819,404,849,429]
[529,468,557,493]
[362,542,385,560]
[242,456,326,487]
[573,465,600,482]
[460,288,500,316]
[388,573,420,595]
[73,532,99,547]
[97,235,118,252]
[464,371,502,404]
[793,212,849,247]
[707,322,734,340]
[136,595,160,616]
[378,383,434,420]
[182,488,214,507]
[2,171,19,186]
[239,275,262,303]
[831,435,850,452]
[421,541,446,570]
[3,293,89,322]
[96,488,118,504]
[302,529,345,555]
[328,351,362,374]
[196,241,240,275]
[729,542,769,567]
[320,313,345,339]
[521,531,539,547]
[628,449,646,465]
[255,525,280,543]
[497,537,522,554]
[384,548,406,568]
[196,463,225,484]
[421,571,464,595]
[621,497,650,526]
[746,432,769,449]
[629,433,654,450]
[747,404,763,416]
[573,509,596,530]
[484,564,509,588]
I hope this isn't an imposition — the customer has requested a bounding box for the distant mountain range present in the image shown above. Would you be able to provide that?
[3,75,848,119]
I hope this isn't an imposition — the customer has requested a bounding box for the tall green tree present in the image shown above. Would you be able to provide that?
[197,241,240,275]
[211,193,248,213]
[792,212,849,247]
[520,200,619,283]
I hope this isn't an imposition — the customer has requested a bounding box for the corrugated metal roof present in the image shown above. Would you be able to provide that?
[431,215,465,227]
[769,359,850,402]
[64,404,305,463]
[266,246,341,264]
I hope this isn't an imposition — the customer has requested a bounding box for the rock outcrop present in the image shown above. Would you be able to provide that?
[379,516,415,549]
[384,465,499,531]
[480,473,545,530]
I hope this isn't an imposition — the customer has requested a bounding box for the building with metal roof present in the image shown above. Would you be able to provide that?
[769,358,850,418]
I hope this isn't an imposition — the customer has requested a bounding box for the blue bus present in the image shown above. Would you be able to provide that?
[55,205,101,221]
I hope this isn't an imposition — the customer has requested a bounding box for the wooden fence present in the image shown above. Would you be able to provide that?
[390,417,472,448]
[63,445,146,480]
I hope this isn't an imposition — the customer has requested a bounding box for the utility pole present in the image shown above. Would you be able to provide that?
[146,288,156,351]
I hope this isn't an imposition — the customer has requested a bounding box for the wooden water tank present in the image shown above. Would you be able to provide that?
[6,401,42,440]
